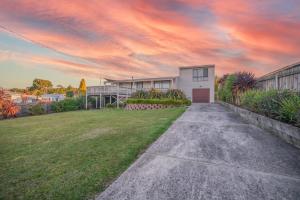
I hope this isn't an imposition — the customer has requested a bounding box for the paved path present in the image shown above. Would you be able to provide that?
[97,104,300,200]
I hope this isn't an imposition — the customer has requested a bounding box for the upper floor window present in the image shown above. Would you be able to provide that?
[193,68,208,81]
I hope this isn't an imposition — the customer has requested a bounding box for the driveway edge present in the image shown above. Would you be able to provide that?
[218,101,300,148]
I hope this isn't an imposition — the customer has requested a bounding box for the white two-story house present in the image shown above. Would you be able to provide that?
[87,65,215,107]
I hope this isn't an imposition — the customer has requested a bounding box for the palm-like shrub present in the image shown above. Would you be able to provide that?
[279,94,300,123]
[165,89,186,100]
[149,88,163,99]
[233,72,256,93]
[233,72,256,104]
[131,90,149,99]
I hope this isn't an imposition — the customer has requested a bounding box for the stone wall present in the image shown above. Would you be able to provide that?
[219,101,300,148]
[125,104,173,110]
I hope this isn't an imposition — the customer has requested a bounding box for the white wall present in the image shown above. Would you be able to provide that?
[178,66,215,103]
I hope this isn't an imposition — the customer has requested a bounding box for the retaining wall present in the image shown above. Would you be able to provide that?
[125,104,174,110]
[219,101,300,148]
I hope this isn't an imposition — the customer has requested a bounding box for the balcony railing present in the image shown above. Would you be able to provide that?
[87,86,171,96]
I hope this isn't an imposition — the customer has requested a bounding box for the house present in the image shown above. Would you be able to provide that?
[257,62,300,92]
[87,65,215,107]
[41,94,65,102]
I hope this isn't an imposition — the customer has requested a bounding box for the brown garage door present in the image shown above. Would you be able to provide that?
[192,88,210,103]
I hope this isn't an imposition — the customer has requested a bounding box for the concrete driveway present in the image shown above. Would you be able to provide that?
[97,103,300,200]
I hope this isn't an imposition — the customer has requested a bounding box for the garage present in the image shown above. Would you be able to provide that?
[192,88,210,103]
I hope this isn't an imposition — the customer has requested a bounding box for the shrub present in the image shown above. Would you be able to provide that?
[218,74,236,103]
[2,101,20,118]
[66,90,74,97]
[165,89,186,100]
[148,88,164,99]
[131,90,149,99]
[126,98,191,106]
[278,94,300,123]
[106,103,115,108]
[51,97,84,112]
[29,103,46,115]
[233,72,256,93]
[240,90,296,118]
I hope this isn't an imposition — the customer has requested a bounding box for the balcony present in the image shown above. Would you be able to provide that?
[87,86,170,96]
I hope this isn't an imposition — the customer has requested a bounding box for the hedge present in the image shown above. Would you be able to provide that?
[51,97,85,112]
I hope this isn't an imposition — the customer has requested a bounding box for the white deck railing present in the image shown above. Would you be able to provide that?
[87,86,170,96]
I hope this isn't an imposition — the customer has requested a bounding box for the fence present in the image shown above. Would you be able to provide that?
[257,62,300,92]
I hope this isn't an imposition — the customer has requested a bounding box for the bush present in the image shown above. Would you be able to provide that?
[131,90,149,99]
[126,98,191,106]
[51,98,84,112]
[66,90,74,97]
[218,74,236,103]
[148,88,164,99]
[279,94,300,123]
[240,89,300,127]
[165,89,186,100]
[106,103,116,108]
[29,103,46,115]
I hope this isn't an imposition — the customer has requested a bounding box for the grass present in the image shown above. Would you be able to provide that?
[0,108,185,200]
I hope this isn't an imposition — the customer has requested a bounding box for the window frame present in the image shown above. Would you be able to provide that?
[193,68,208,81]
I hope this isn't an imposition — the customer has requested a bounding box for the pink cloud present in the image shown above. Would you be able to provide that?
[0,0,299,79]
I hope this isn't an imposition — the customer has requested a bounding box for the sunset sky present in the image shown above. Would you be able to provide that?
[0,0,300,88]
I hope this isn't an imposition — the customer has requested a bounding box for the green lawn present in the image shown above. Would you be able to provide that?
[0,108,185,200]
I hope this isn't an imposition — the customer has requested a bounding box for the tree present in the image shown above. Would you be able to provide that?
[0,88,20,118]
[31,79,53,91]
[79,79,86,96]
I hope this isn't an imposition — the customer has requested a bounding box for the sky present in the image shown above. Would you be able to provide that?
[0,0,300,88]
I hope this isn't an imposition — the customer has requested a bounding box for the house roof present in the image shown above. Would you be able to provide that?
[179,64,215,70]
[258,61,300,80]
[105,76,177,83]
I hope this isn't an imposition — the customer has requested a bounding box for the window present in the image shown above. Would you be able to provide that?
[136,82,143,89]
[193,68,208,81]
[154,81,161,89]
[154,81,171,89]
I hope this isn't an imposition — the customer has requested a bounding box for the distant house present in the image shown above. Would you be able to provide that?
[41,94,65,102]
[8,92,23,104]
[87,65,215,107]
[257,62,300,92]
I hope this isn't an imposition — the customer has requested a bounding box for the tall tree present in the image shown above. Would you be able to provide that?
[79,79,86,96]
[31,79,53,91]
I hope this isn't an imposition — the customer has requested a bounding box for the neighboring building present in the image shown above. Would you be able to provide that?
[87,65,215,107]
[41,94,65,102]
[20,94,38,104]
[257,62,300,92]
[8,92,23,104]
